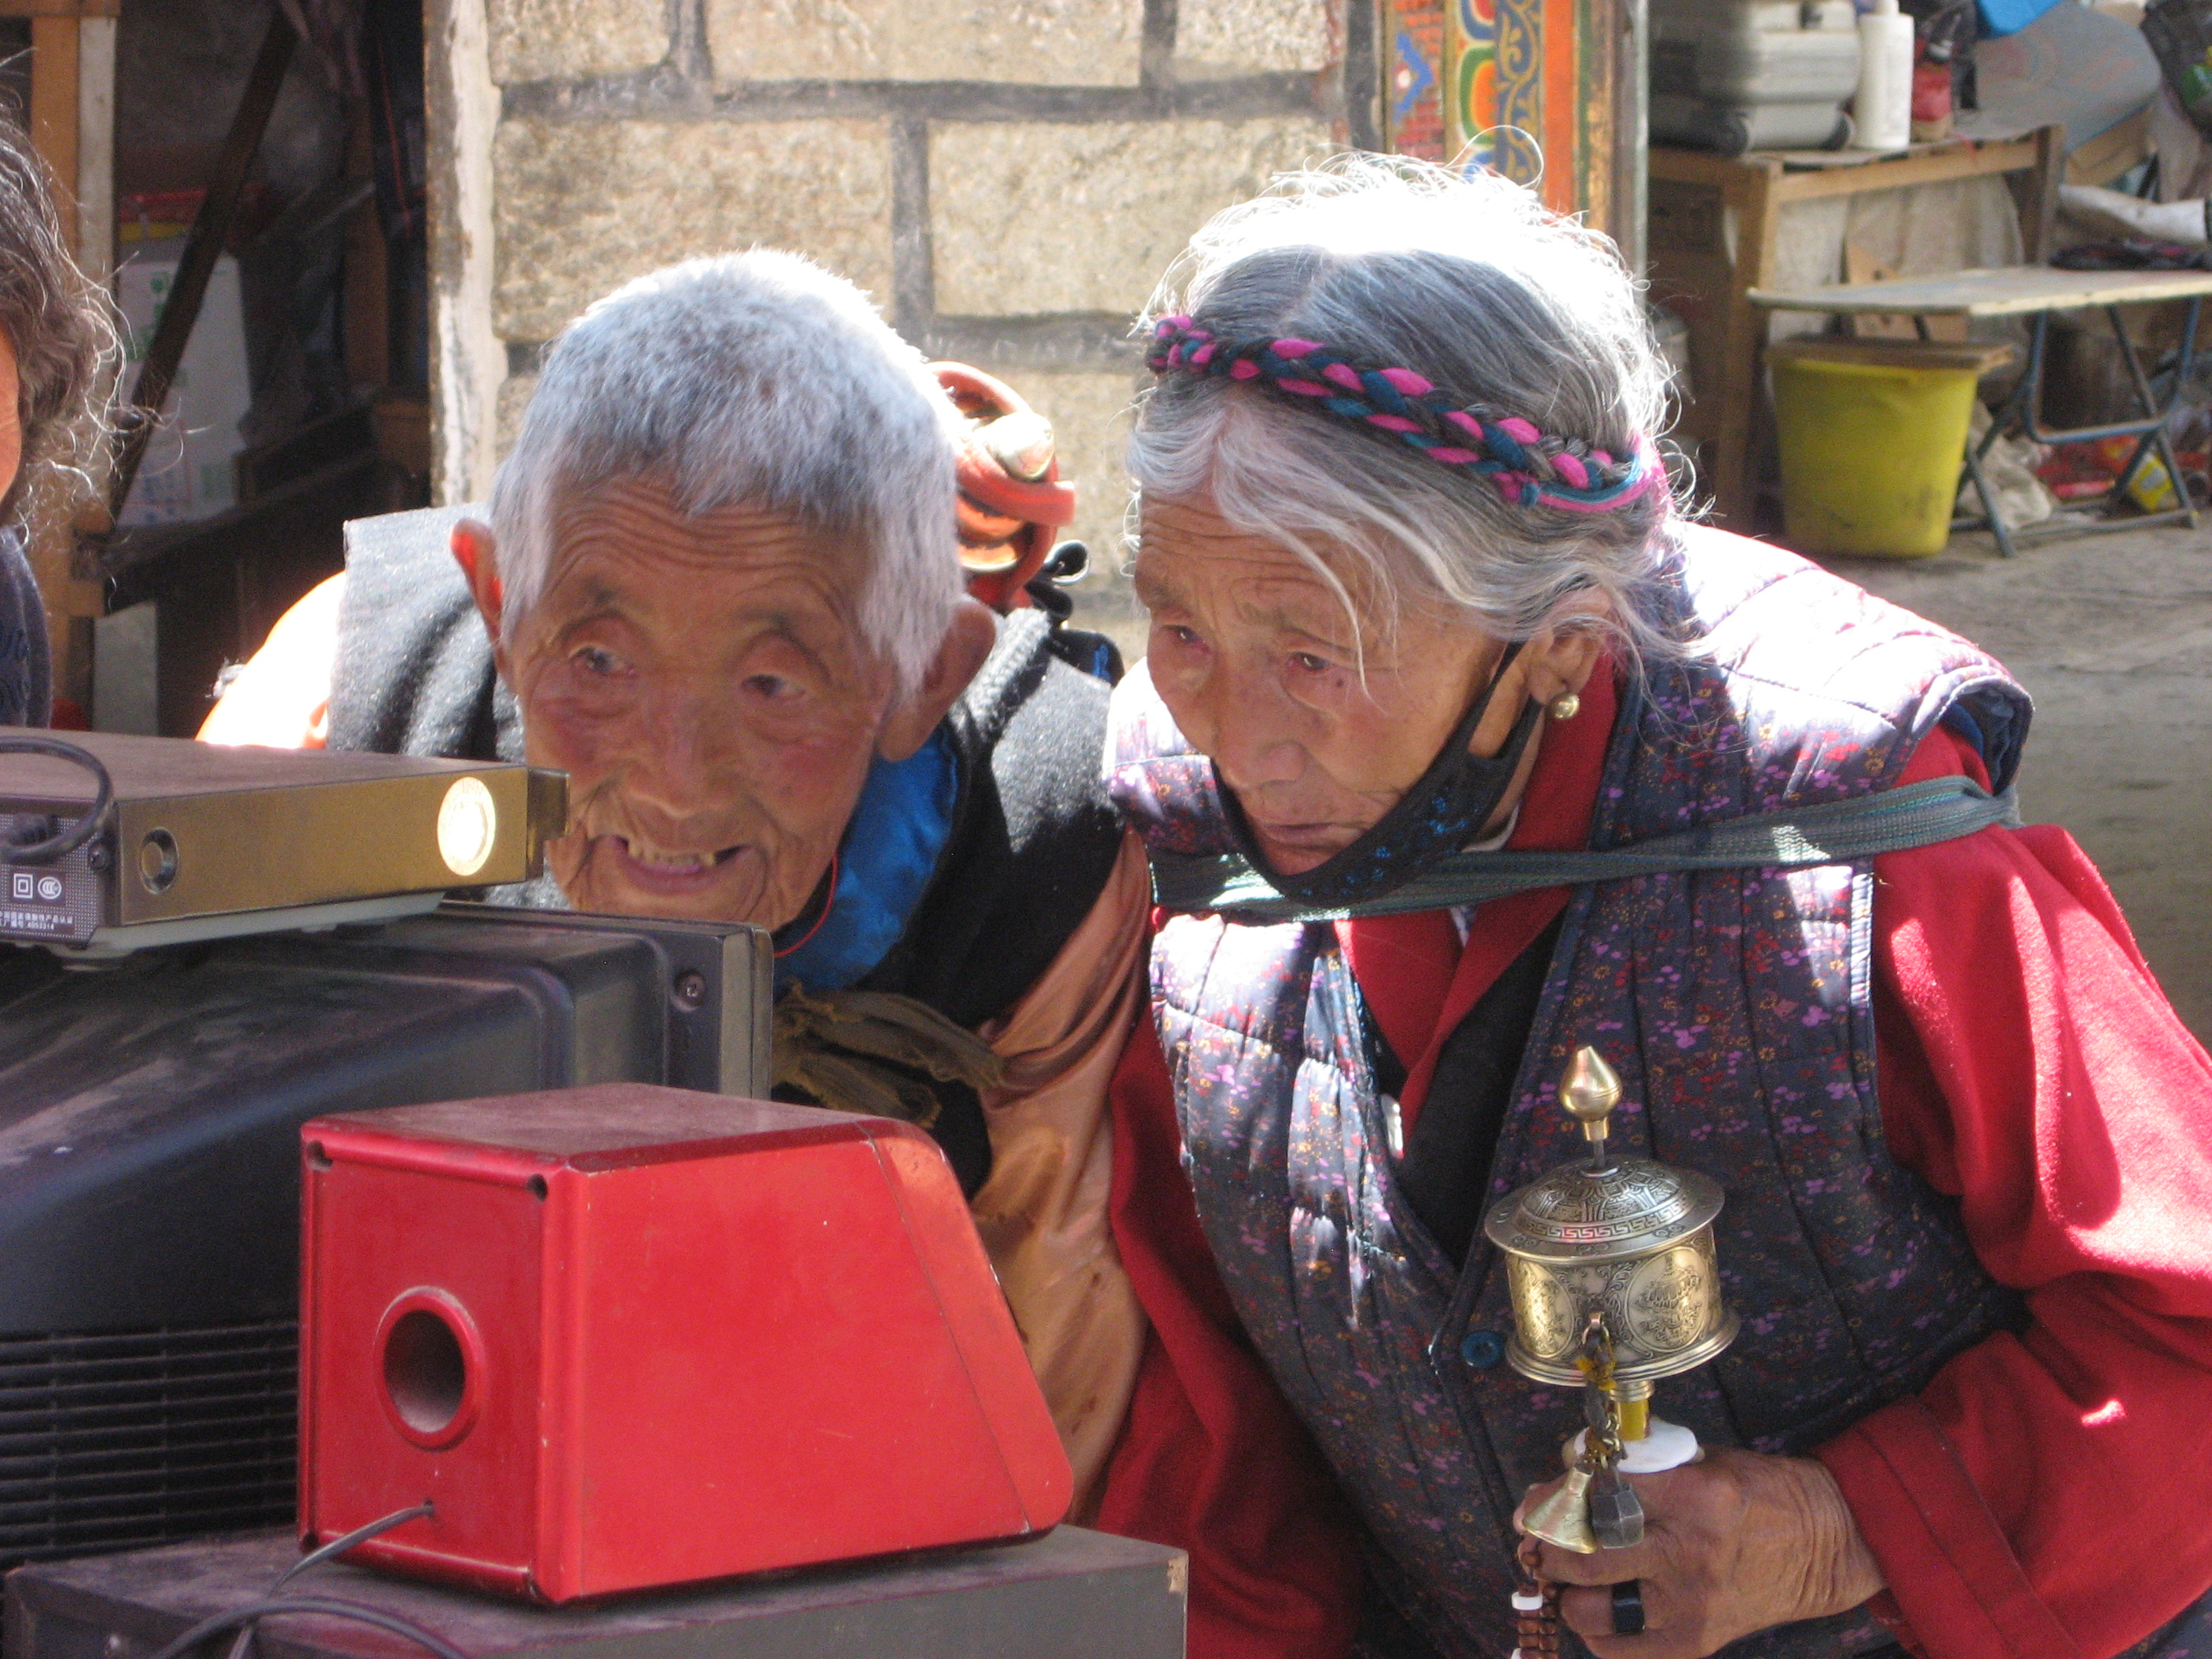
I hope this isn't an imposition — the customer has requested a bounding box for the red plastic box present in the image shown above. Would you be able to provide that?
[298,1086,1071,1603]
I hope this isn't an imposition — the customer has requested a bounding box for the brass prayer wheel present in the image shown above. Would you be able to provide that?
[1482,1048,1739,1391]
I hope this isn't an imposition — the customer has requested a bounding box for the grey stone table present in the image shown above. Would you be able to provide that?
[4,1526,1186,1659]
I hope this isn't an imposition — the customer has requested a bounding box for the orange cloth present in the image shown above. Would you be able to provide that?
[972,831,1152,1517]
[197,572,342,749]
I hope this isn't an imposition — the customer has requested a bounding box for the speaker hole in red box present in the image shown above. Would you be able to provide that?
[376,1291,485,1449]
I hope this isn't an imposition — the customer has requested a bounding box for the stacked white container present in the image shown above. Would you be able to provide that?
[1853,0,1917,152]
[1650,0,1864,155]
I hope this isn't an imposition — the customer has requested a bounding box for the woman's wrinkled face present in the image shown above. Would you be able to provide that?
[1135,495,1520,875]
[496,477,893,928]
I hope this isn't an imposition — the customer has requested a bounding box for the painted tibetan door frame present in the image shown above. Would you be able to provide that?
[1383,0,1639,255]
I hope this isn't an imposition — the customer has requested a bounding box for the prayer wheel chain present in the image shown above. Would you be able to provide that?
[1508,1315,1641,1655]
[1577,1316,1645,1550]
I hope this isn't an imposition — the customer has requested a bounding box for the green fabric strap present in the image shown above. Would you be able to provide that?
[1149,775,2023,924]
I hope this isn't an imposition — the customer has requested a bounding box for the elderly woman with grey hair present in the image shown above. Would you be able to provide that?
[1094,159,2212,1659]
[0,118,108,728]
[205,251,1152,1515]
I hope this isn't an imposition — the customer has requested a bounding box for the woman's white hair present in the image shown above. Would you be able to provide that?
[489,251,962,695]
[1132,155,1683,666]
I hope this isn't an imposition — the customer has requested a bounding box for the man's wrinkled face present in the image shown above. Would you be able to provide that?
[494,477,894,929]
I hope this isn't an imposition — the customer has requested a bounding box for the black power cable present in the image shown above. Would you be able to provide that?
[0,736,112,866]
[269,1503,436,1595]
[176,1503,449,1659]
[147,1596,468,1659]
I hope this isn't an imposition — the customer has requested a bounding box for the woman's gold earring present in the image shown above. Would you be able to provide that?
[1547,690,1581,723]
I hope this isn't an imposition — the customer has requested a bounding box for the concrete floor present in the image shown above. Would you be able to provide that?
[1823,520,2212,1047]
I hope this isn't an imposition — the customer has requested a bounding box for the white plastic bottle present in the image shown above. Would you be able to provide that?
[1853,0,1915,152]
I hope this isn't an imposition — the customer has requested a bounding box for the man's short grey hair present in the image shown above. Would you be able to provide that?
[1131,155,1682,665]
[489,251,962,695]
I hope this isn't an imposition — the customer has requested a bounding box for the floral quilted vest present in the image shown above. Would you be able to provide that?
[1110,529,2045,1658]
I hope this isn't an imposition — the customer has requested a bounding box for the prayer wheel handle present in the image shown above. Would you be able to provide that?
[1558,1046,1623,1173]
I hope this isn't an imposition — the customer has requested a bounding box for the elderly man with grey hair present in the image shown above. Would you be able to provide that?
[203,251,1151,1514]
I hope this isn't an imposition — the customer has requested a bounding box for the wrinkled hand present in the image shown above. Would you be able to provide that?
[1516,1448,1885,1658]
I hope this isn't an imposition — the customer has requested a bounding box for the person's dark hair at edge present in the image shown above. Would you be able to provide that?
[0,113,111,727]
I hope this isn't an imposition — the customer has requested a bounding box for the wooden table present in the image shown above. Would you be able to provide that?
[1752,264,2212,318]
[1649,131,2062,529]
[1752,266,2212,554]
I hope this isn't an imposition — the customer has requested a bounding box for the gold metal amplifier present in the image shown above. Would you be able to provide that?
[0,729,566,952]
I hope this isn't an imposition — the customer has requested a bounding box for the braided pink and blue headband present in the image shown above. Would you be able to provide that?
[1145,316,1663,514]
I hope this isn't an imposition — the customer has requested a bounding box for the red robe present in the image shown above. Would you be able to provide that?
[1096,664,2212,1659]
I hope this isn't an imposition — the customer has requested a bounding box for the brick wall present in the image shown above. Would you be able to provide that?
[427,0,1379,645]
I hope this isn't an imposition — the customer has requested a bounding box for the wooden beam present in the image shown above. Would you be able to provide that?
[1711,167,1781,527]
[0,0,118,20]
[1651,137,2042,201]
[341,100,389,391]
[2021,123,2063,265]
[1648,147,1750,189]
[1767,137,2042,202]
[27,15,78,251]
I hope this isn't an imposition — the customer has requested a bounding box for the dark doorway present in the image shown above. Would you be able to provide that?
[97,0,430,737]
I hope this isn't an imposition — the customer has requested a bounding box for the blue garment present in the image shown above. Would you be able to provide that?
[774,727,960,995]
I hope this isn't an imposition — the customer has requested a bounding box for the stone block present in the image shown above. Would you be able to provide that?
[1015,367,1141,566]
[493,118,895,343]
[1010,367,1147,657]
[1176,0,1335,77]
[707,0,1143,86]
[496,373,538,461]
[489,0,667,84]
[929,118,1335,317]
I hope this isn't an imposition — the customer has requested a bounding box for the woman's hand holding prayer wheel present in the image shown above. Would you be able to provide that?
[1518,1446,1886,1657]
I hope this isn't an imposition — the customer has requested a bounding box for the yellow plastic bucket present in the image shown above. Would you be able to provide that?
[1769,339,2010,558]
